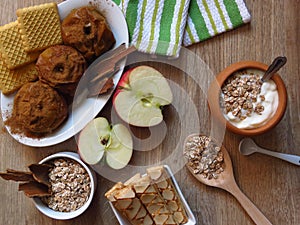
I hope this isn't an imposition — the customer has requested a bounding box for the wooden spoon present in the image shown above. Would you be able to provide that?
[184,134,273,225]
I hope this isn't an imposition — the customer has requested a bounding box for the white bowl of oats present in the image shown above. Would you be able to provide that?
[33,151,97,220]
[208,61,287,136]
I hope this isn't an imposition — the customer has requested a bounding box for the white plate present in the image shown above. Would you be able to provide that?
[109,165,197,225]
[0,0,129,147]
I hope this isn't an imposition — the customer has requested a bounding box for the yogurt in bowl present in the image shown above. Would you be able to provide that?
[220,69,279,129]
[208,61,287,136]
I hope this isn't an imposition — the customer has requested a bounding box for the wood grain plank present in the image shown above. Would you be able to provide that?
[0,0,299,224]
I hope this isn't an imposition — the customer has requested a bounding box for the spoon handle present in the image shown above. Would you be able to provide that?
[224,181,273,225]
[261,56,287,82]
[257,147,300,166]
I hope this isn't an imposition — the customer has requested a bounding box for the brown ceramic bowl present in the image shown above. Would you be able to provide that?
[208,61,287,136]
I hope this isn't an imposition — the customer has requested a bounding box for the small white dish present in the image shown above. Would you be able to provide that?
[33,151,97,220]
[0,0,129,147]
[109,165,196,225]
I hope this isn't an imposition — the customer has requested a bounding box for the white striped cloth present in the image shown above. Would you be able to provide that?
[183,0,251,46]
[113,0,251,56]
[114,0,190,57]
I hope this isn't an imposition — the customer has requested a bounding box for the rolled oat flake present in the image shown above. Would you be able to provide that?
[184,135,225,180]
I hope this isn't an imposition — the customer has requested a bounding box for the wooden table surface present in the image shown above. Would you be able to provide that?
[0,0,299,224]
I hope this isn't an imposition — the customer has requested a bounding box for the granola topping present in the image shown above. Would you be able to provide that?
[42,158,91,212]
[220,69,279,129]
[184,135,224,180]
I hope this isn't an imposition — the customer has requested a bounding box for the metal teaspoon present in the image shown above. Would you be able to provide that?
[239,138,300,166]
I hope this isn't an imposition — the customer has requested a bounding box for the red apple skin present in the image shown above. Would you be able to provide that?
[120,68,133,86]
[112,66,172,127]
[112,68,133,104]
[112,68,135,126]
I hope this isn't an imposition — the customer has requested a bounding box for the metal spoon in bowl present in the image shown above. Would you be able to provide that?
[184,134,273,225]
[239,138,300,166]
[261,56,287,82]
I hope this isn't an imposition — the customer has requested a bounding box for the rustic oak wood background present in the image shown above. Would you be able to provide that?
[0,0,299,224]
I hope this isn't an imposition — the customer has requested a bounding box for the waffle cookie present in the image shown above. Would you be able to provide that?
[16,2,62,52]
[0,21,40,69]
[0,59,38,95]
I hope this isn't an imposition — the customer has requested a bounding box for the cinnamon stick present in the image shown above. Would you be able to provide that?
[18,181,51,198]
[29,164,52,187]
[0,169,34,182]
[89,44,136,84]
[88,77,115,97]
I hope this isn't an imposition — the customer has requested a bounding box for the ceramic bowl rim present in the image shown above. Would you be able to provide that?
[32,151,97,220]
[207,60,287,136]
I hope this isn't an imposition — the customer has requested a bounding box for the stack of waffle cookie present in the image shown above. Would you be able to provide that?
[0,2,62,95]
[105,166,188,225]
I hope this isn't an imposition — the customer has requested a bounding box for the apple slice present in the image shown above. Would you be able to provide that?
[77,117,108,165]
[106,124,133,169]
[113,66,173,127]
[78,117,133,169]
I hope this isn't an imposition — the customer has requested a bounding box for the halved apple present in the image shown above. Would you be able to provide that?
[113,66,173,127]
[78,117,133,169]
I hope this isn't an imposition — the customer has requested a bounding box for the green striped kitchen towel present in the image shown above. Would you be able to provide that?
[183,0,251,46]
[113,0,251,55]
[113,0,191,57]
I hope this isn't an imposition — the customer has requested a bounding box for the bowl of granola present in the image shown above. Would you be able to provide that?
[208,60,287,136]
[33,151,97,220]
